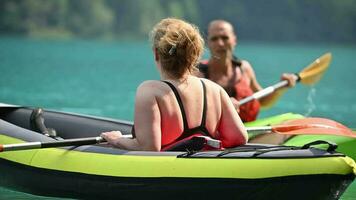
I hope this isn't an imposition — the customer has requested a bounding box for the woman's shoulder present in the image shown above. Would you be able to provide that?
[138,80,162,89]
[200,78,224,92]
[140,79,161,85]
[200,78,230,105]
[136,80,168,96]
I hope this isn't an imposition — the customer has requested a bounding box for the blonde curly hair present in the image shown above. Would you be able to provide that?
[150,18,204,79]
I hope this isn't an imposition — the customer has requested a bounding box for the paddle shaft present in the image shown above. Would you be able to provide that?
[239,53,331,106]
[246,126,273,134]
[0,128,273,152]
[0,137,104,152]
[0,134,134,152]
[2,116,354,152]
[239,80,291,105]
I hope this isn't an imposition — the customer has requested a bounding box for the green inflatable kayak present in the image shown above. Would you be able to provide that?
[0,105,355,199]
[246,113,356,160]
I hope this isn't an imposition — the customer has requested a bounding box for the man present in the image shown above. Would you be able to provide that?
[197,20,297,122]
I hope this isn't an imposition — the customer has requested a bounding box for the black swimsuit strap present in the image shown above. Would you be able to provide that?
[198,63,209,79]
[200,79,207,127]
[162,80,207,132]
[162,81,189,131]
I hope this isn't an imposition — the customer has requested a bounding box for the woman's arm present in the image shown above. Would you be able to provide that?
[218,86,248,147]
[101,130,141,150]
[133,81,162,151]
[101,81,162,151]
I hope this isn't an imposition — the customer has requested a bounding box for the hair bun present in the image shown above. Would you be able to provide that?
[150,18,204,78]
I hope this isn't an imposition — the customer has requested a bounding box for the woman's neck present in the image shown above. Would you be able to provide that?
[160,71,191,84]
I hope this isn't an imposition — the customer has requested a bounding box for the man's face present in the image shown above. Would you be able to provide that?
[207,23,236,59]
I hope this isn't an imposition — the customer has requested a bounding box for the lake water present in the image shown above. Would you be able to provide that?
[0,37,355,199]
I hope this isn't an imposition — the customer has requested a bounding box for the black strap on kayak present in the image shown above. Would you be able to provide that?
[178,141,341,158]
[301,140,338,152]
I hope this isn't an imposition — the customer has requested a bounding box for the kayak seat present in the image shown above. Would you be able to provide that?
[132,126,222,152]
[162,136,222,152]
[30,108,62,140]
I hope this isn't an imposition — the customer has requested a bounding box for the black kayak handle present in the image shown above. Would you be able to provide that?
[301,140,338,152]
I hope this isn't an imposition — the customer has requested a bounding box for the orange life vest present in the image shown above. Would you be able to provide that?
[198,59,260,122]
[233,74,260,122]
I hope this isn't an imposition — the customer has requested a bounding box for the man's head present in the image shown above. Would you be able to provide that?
[207,20,237,59]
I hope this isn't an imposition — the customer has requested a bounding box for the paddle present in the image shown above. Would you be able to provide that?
[247,117,356,138]
[1,117,354,152]
[0,135,131,152]
[239,52,332,105]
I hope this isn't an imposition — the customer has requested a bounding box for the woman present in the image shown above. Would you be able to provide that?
[101,18,248,151]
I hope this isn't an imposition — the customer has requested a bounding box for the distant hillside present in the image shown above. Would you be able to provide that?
[0,0,355,43]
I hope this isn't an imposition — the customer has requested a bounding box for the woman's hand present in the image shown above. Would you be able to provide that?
[100,131,123,146]
[281,73,298,87]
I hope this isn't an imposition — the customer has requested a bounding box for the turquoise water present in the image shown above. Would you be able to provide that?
[0,37,356,199]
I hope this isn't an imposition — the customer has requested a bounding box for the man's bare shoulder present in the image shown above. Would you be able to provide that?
[240,59,258,79]
[240,59,254,71]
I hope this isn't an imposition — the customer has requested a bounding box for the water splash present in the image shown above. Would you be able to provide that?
[304,87,316,117]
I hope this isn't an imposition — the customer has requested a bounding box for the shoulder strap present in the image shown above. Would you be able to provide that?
[232,55,242,67]
[198,62,209,78]
[200,79,207,127]
[162,81,189,131]
[225,59,242,97]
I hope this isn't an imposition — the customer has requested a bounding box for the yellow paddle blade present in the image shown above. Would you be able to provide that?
[299,52,332,85]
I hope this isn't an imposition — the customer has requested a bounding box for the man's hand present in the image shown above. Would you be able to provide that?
[281,73,298,87]
[230,97,240,113]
